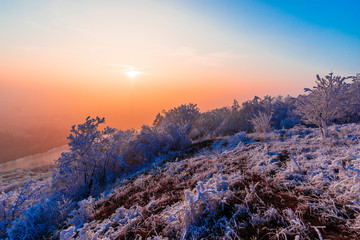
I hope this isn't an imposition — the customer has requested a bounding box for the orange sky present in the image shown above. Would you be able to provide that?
[1,0,359,131]
[0,53,311,130]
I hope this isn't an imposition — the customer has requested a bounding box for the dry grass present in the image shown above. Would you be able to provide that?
[57,125,360,239]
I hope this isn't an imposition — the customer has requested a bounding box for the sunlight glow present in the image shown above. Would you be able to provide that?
[126,70,142,78]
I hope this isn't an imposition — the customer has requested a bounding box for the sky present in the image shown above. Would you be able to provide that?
[0,0,359,131]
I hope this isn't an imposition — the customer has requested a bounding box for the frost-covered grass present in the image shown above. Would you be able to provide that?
[0,165,53,193]
[0,145,65,193]
[57,124,360,239]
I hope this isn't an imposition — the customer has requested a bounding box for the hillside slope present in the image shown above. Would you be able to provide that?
[58,124,360,239]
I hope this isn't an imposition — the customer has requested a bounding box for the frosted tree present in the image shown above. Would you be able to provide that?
[271,96,300,129]
[153,113,164,127]
[52,117,104,198]
[156,103,200,136]
[231,99,240,112]
[296,73,350,138]
[126,122,190,164]
[195,107,230,138]
[52,117,127,199]
[346,73,360,121]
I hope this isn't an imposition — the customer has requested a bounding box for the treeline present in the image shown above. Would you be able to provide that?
[1,73,359,239]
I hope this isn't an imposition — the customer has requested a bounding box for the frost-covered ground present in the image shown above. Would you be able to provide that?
[0,145,66,193]
[58,124,360,239]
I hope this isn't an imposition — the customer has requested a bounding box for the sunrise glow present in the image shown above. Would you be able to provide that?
[0,0,359,131]
[126,70,142,78]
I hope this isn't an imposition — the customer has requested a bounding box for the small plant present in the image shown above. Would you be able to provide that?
[250,111,272,133]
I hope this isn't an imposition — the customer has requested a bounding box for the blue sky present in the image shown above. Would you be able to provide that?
[176,0,360,73]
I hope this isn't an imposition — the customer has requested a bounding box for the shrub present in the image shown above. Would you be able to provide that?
[194,107,230,138]
[126,122,191,164]
[7,198,61,240]
[66,197,95,228]
[250,111,272,133]
[154,103,200,137]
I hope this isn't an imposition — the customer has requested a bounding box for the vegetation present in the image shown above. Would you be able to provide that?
[296,73,351,138]
[1,73,360,239]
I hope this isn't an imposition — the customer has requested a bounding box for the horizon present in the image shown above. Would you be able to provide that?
[1,0,359,131]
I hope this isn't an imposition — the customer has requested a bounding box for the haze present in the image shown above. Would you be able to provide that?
[1,0,359,162]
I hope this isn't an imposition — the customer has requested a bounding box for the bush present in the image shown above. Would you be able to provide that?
[250,111,272,133]
[7,198,60,240]
[126,122,191,164]
[194,107,230,138]
[154,103,200,137]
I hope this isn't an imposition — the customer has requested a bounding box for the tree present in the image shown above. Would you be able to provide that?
[194,107,230,138]
[296,73,350,138]
[52,117,127,199]
[231,99,240,112]
[126,122,191,164]
[156,103,201,136]
[271,96,300,129]
[345,73,360,122]
[153,113,164,127]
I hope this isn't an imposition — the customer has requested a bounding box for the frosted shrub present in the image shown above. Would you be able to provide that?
[213,96,299,136]
[59,226,76,239]
[67,197,95,228]
[271,96,300,129]
[216,109,243,136]
[194,107,230,138]
[226,131,248,148]
[182,174,240,239]
[154,103,200,137]
[250,111,272,133]
[160,122,191,151]
[213,131,248,151]
[126,125,162,164]
[0,180,50,239]
[7,197,60,240]
[0,191,13,238]
[127,122,190,164]
[60,205,144,239]
[101,127,135,173]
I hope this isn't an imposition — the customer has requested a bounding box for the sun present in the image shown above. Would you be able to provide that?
[126,70,142,78]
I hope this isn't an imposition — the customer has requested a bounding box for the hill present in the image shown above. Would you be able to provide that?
[2,73,360,239]
[58,124,360,239]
